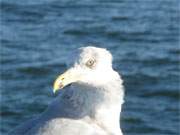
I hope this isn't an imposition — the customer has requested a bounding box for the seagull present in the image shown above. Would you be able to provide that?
[9,46,125,135]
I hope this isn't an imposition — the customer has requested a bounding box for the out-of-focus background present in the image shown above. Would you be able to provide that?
[0,0,179,134]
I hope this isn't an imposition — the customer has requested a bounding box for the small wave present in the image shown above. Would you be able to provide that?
[140,90,179,100]
[63,29,89,35]
[111,16,131,21]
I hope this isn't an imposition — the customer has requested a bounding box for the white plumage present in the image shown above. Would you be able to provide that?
[9,46,125,135]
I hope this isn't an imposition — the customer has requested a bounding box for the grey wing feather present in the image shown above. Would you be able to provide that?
[8,117,40,135]
[25,118,106,135]
[8,88,106,135]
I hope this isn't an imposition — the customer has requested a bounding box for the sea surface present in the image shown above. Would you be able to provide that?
[0,0,179,135]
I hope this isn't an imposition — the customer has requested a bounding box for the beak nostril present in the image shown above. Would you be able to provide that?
[61,77,65,80]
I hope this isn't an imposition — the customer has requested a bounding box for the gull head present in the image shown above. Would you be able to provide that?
[53,46,117,93]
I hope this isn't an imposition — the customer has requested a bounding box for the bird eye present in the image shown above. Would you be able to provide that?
[85,59,95,68]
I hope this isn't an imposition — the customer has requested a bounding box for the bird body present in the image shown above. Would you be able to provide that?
[9,46,124,135]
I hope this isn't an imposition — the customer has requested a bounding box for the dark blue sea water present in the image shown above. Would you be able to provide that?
[0,0,179,135]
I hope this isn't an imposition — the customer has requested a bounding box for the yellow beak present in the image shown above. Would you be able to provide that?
[53,68,79,93]
[53,73,66,93]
